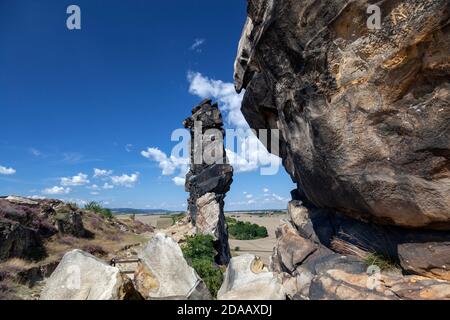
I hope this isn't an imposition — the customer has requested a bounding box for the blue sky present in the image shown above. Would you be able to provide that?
[0,0,294,210]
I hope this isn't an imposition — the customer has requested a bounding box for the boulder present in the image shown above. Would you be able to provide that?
[134,233,212,300]
[273,222,318,273]
[272,203,450,300]
[52,203,86,237]
[218,254,285,300]
[286,200,450,281]
[0,218,45,261]
[40,249,141,300]
[5,196,39,206]
[234,0,450,230]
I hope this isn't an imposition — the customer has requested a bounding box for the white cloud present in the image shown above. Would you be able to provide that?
[29,148,42,156]
[188,71,247,128]
[263,188,270,193]
[93,168,113,179]
[29,195,46,200]
[102,183,114,190]
[272,193,288,202]
[61,173,90,186]
[111,173,139,187]
[0,165,16,175]
[90,191,99,196]
[172,176,186,186]
[43,186,71,195]
[246,194,253,199]
[190,38,205,52]
[141,148,177,175]
[141,147,189,186]
[88,184,100,190]
[187,72,281,175]
[247,199,256,204]
[125,144,133,152]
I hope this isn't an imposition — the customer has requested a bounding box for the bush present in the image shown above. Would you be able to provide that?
[183,235,216,261]
[364,253,398,271]
[182,235,223,298]
[227,219,268,240]
[170,213,186,226]
[84,201,113,220]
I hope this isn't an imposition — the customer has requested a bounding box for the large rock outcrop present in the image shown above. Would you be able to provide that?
[234,0,450,230]
[40,249,141,300]
[134,233,212,300]
[184,99,233,265]
[272,202,450,300]
[218,254,285,300]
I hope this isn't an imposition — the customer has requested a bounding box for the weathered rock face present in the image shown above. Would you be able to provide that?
[40,250,141,300]
[0,197,91,262]
[134,233,212,300]
[234,0,450,229]
[184,99,233,265]
[272,202,450,300]
[0,218,44,261]
[52,203,86,238]
[218,254,285,300]
[285,200,450,281]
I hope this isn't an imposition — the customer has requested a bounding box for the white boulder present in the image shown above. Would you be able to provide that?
[134,233,211,300]
[218,254,286,300]
[40,249,139,300]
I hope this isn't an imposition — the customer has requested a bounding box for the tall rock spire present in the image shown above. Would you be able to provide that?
[183,99,233,265]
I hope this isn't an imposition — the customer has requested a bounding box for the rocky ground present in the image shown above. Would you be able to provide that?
[0,196,153,300]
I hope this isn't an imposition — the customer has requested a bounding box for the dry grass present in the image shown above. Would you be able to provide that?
[331,237,398,271]
[331,238,371,260]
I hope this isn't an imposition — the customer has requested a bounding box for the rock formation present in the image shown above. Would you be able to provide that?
[218,254,285,300]
[184,99,233,265]
[234,0,449,229]
[40,249,141,300]
[0,197,92,262]
[272,203,450,300]
[234,0,450,298]
[134,233,212,300]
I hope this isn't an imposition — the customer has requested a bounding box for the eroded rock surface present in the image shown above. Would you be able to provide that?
[218,254,285,300]
[272,202,450,300]
[184,99,233,265]
[234,0,450,229]
[40,249,141,300]
[134,233,211,300]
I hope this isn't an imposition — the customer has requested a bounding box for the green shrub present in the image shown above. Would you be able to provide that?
[182,235,223,298]
[183,235,216,262]
[170,213,186,225]
[84,201,113,220]
[364,253,398,271]
[227,220,268,240]
[190,258,223,297]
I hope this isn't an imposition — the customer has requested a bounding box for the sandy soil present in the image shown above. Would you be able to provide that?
[226,213,287,265]
[132,215,174,229]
